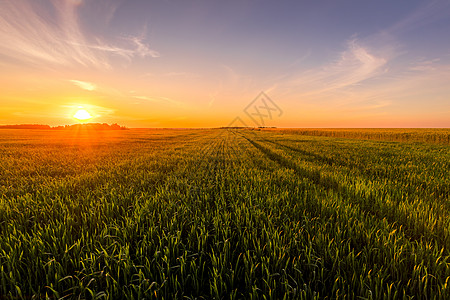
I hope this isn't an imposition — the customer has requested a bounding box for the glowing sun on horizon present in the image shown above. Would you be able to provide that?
[73,109,93,122]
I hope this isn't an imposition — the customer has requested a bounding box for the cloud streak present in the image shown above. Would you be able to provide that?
[267,2,450,115]
[278,39,387,99]
[70,80,96,91]
[132,95,182,106]
[0,0,159,68]
[388,0,450,36]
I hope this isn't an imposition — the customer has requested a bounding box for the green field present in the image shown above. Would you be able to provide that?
[1,128,449,299]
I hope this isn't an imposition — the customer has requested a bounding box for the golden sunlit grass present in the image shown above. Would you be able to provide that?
[73,109,92,122]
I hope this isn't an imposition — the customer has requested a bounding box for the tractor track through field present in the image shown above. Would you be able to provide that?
[235,131,450,298]
[232,132,444,297]
[261,136,450,204]
[240,132,450,251]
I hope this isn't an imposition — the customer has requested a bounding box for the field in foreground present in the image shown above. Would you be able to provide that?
[0,128,449,299]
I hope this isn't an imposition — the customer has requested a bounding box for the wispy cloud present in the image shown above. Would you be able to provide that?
[409,58,441,72]
[388,0,450,36]
[269,1,450,115]
[132,95,182,106]
[61,103,115,118]
[70,80,97,91]
[315,39,386,91]
[278,39,387,99]
[341,100,392,112]
[133,95,159,102]
[0,0,159,68]
[142,71,199,78]
[130,37,160,58]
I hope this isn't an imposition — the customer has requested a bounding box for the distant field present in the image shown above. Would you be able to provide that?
[0,128,449,299]
[261,128,450,144]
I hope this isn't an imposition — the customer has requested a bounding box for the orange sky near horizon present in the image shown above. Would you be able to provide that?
[1,0,449,128]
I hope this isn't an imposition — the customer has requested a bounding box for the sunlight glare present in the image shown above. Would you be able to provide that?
[73,109,92,122]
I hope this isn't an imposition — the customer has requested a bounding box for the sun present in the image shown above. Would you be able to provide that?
[73,109,92,122]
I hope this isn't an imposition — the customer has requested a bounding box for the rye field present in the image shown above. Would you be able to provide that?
[0,128,449,299]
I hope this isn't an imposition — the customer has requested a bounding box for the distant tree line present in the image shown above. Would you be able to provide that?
[0,124,51,129]
[0,123,128,130]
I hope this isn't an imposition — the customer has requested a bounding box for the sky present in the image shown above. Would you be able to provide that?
[0,0,449,128]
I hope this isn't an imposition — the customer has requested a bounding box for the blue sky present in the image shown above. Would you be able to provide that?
[0,0,449,127]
